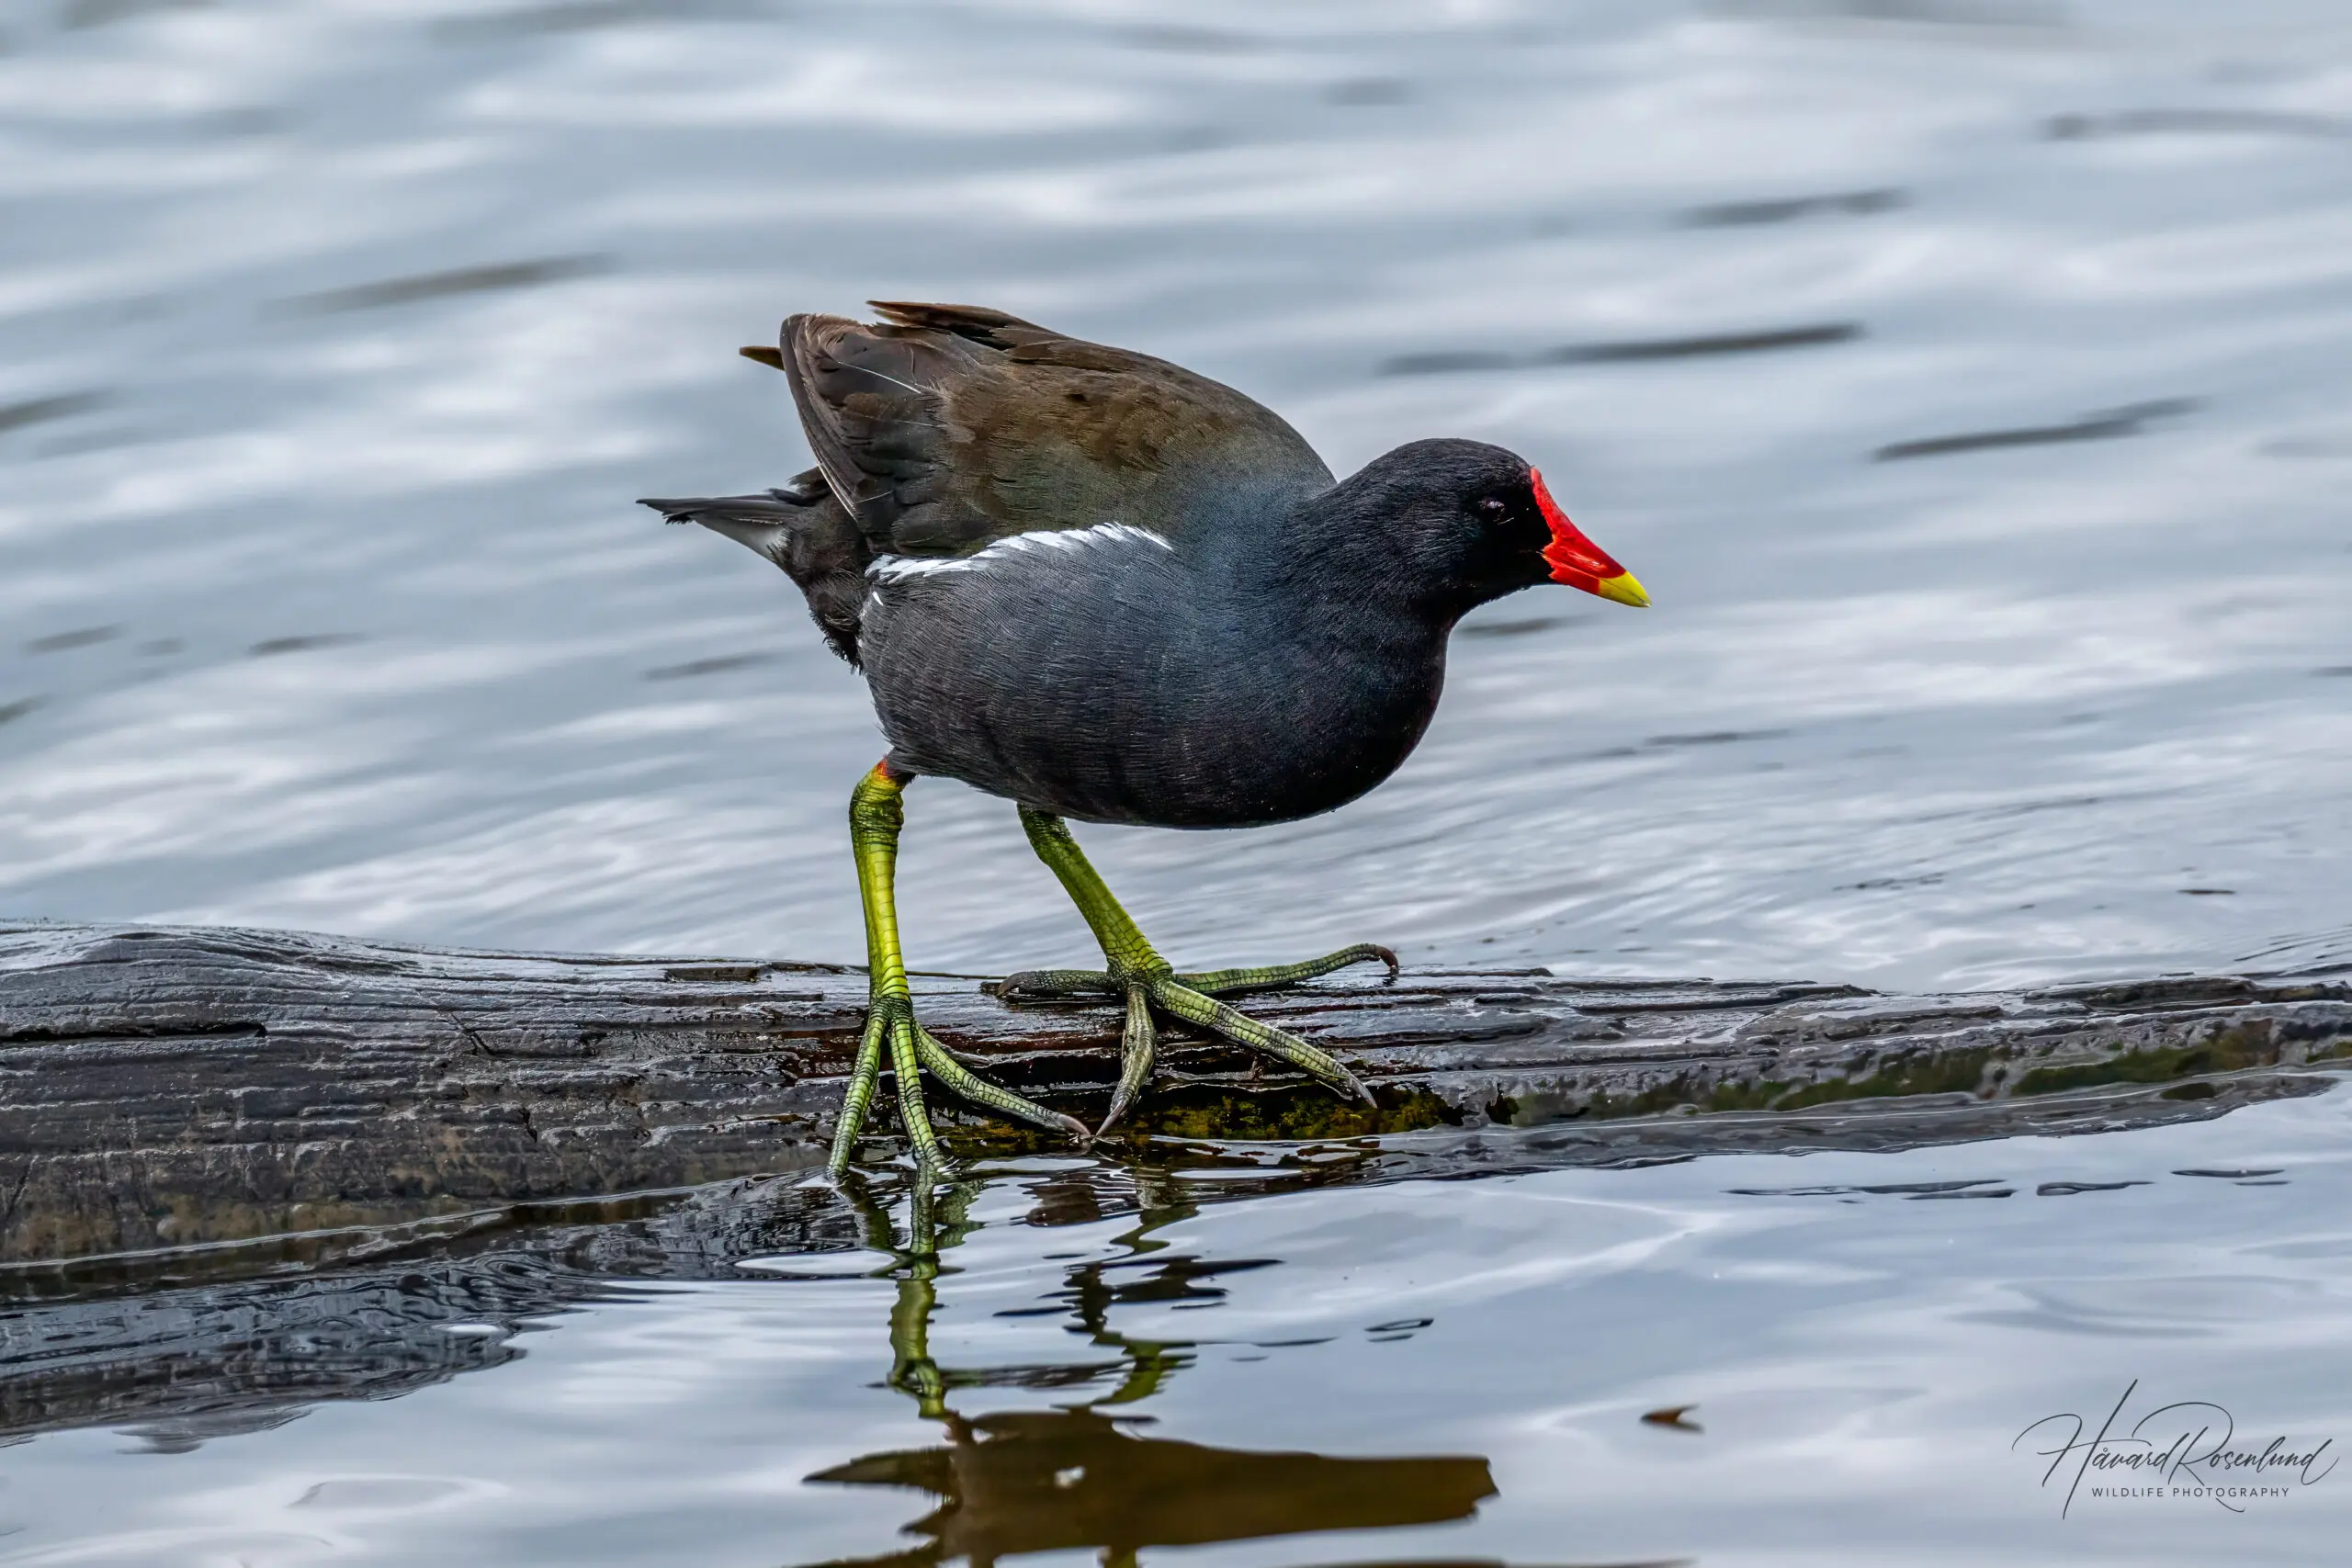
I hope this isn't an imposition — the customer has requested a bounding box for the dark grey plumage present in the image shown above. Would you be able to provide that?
[644,304,1573,828]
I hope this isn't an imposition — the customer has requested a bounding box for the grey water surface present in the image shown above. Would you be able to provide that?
[3,0,2346,987]
[3,0,2350,1562]
[8,1089,2352,1565]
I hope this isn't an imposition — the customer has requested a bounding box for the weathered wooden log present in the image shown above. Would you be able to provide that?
[2,921,2347,1269]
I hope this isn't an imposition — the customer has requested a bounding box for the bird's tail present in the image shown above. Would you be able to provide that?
[640,469,826,553]
[640,468,870,665]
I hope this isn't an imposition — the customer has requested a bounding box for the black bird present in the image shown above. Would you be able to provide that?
[643,302,1645,1170]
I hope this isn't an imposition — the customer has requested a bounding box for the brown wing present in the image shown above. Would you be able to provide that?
[769,301,1332,557]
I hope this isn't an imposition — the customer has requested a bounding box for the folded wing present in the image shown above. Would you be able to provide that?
[775,301,1332,558]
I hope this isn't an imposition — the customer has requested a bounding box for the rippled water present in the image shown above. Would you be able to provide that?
[3,0,2346,987]
[5,1,2352,1560]
[7,1086,2352,1565]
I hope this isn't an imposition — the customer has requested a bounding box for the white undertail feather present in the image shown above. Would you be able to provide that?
[865,523,1172,584]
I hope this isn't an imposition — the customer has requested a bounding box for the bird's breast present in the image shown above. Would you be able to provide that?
[857,542,1445,827]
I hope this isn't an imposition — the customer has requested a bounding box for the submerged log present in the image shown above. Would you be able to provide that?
[1,921,2347,1269]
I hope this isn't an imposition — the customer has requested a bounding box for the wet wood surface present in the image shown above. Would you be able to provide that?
[3,921,2347,1268]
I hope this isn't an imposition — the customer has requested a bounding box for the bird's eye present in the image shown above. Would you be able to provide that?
[1476,496,1509,521]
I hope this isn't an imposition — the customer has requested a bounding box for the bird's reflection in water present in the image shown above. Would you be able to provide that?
[797,1173,1497,1568]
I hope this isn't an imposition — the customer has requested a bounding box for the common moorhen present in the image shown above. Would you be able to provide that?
[643,302,1645,1171]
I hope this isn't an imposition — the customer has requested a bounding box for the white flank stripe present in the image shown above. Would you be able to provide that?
[866,522,1172,583]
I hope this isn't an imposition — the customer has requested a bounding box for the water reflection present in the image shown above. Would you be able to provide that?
[1872,399,2203,464]
[801,1176,1496,1568]
[274,255,613,316]
[1383,321,1860,375]
[7,1089,2352,1562]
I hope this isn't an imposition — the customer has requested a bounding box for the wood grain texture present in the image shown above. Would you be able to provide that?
[2,921,2347,1266]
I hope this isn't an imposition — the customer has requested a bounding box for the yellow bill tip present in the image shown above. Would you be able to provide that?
[1594,570,1650,608]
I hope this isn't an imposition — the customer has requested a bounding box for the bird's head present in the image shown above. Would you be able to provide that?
[1333,438,1647,616]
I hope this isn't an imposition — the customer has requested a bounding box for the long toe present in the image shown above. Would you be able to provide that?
[884,1014,956,1176]
[1146,976,1376,1105]
[1173,942,1398,998]
[1094,980,1159,1137]
[999,968,1118,1001]
[913,1024,1092,1145]
[826,1007,893,1177]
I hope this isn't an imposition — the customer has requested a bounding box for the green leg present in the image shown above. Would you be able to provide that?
[1009,807,1386,1134]
[832,762,1090,1176]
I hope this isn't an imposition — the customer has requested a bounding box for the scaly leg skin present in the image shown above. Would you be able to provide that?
[1004,807,1395,1134]
[831,762,1091,1177]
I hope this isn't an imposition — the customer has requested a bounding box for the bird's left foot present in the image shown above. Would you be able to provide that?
[1005,809,1395,1134]
[1001,944,1393,1134]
